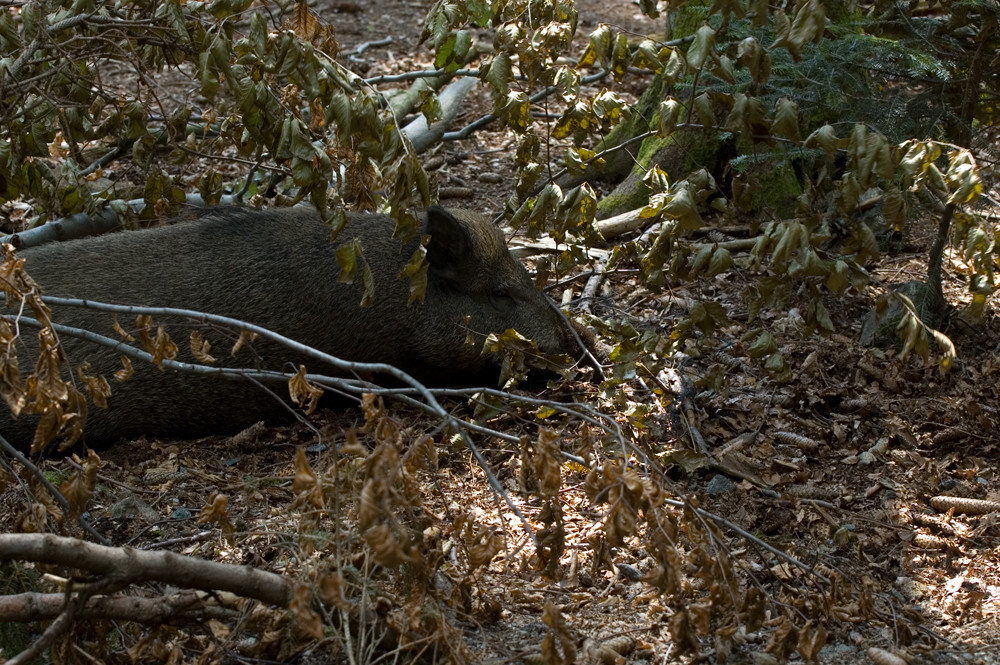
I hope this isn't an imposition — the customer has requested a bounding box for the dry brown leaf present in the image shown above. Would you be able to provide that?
[317,570,351,611]
[230,328,258,356]
[796,619,827,662]
[198,492,235,538]
[135,314,155,352]
[288,365,323,415]
[365,523,413,568]
[150,326,178,368]
[292,447,324,510]
[34,326,69,405]
[190,330,216,363]
[541,603,576,665]
[0,318,25,416]
[289,582,324,639]
[78,362,111,408]
[58,450,101,520]
[111,314,134,341]
[114,354,134,381]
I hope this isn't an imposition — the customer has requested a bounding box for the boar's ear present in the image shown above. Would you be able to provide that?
[425,206,473,282]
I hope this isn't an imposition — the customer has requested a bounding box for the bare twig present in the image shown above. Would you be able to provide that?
[443,70,612,142]
[347,36,392,59]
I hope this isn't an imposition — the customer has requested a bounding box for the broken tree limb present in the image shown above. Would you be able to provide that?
[595,208,651,239]
[0,589,240,624]
[402,75,478,153]
[0,193,235,249]
[0,533,293,607]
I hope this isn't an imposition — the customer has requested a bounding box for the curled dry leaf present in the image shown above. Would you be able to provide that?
[17,501,51,532]
[288,364,322,415]
[111,315,134,341]
[581,637,629,665]
[114,355,134,382]
[796,619,827,661]
[77,362,111,409]
[358,480,380,531]
[404,434,437,471]
[134,315,154,350]
[292,447,324,510]
[198,492,235,537]
[0,319,25,417]
[365,523,414,568]
[190,330,216,363]
[541,603,576,665]
[317,570,351,611]
[35,326,70,405]
[599,635,636,658]
[289,582,324,640]
[462,520,503,571]
[929,496,1000,515]
[134,317,178,369]
[668,608,702,655]
[58,449,102,520]
[230,328,258,356]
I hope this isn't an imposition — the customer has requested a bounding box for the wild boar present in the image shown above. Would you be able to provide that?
[1,206,581,450]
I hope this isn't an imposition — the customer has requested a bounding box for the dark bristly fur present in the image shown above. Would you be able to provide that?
[1,206,578,449]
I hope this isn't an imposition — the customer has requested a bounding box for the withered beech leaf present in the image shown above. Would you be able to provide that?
[535,428,562,498]
[59,465,96,521]
[135,314,155,353]
[292,447,323,511]
[0,320,26,417]
[289,582,325,639]
[365,523,414,568]
[114,355,134,382]
[34,327,69,405]
[190,330,216,364]
[317,571,350,610]
[357,480,380,531]
[30,405,62,455]
[541,603,576,664]
[112,315,134,341]
[55,388,87,451]
[465,523,503,571]
[231,329,258,357]
[288,365,322,415]
[149,327,178,368]
[77,363,111,409]
[198,492,235,537]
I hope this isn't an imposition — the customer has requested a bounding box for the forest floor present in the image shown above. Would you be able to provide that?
[3,1,999,664]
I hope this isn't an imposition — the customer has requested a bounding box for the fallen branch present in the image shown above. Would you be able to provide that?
[402,76,479,153]
[0,589,240,624]
[0,193,235,249]
[0,533,293,607]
